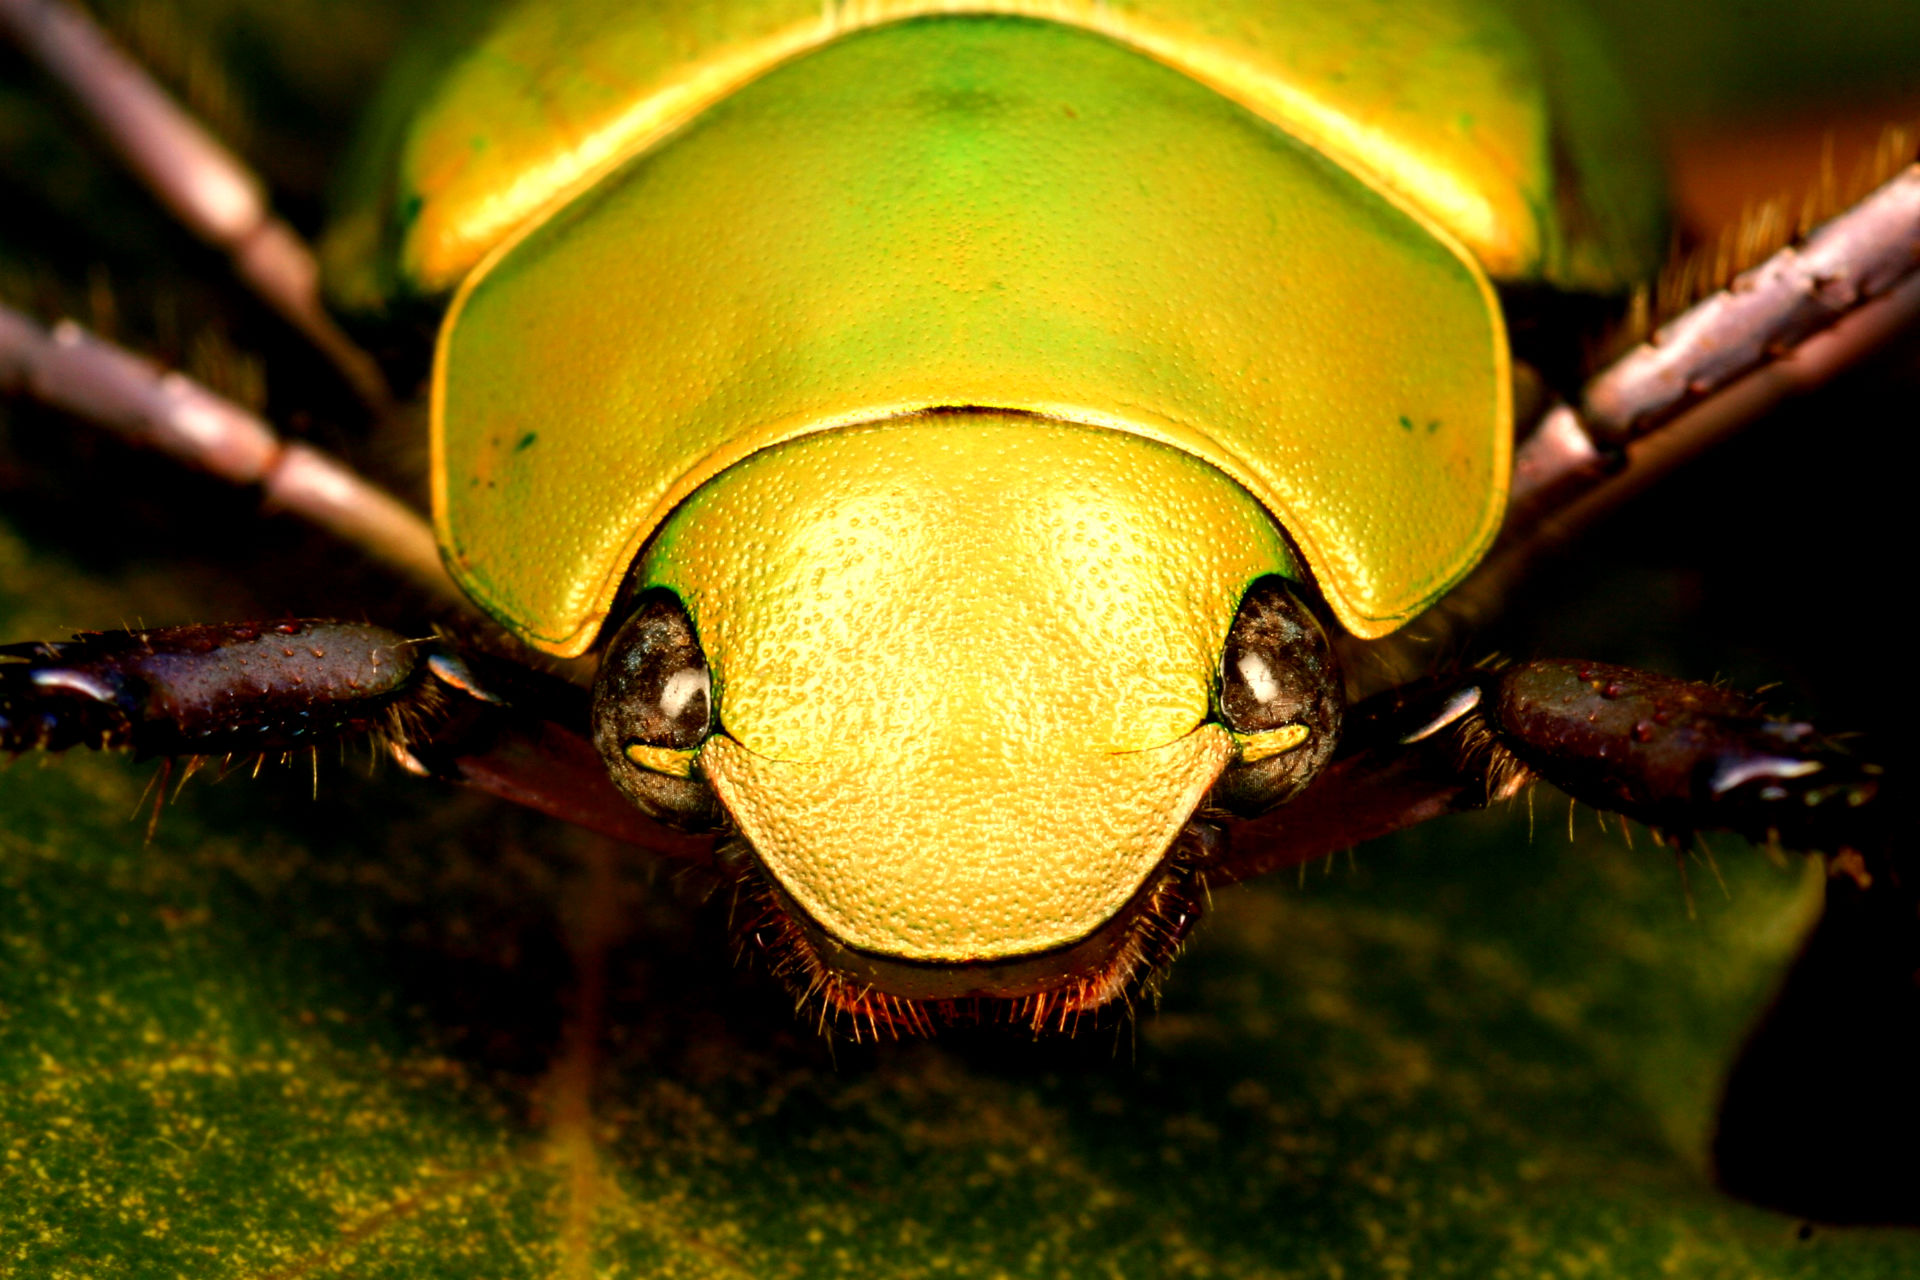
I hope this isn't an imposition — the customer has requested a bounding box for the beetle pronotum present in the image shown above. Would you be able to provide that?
[2,0,1918,1267]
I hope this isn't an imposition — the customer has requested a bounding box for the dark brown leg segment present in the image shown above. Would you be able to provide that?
[1,621,704,859]
[1218,659,1899,885]
[1492,660,1895,860]
[1218,660,1914,1225]
[1,620,423,757]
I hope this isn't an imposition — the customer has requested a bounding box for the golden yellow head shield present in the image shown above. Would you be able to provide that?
[642,416,1294,962]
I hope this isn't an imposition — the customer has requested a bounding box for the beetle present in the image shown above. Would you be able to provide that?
[1,0,1917,1269]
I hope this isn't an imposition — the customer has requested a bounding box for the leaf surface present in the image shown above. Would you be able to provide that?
[3,518,1915,1278]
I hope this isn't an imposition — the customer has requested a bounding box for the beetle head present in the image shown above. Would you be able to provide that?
[590,413,1341,1032]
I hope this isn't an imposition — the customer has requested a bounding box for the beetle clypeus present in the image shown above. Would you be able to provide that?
[2,0,1918,1269]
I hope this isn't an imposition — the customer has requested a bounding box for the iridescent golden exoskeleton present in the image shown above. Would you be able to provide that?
[327,2,1662,972]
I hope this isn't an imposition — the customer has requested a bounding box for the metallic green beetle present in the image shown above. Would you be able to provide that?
[5,0,1912,1046]
[5,3,1918,1260]
[321,0,1665,986]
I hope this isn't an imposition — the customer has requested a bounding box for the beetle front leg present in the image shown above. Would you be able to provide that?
[0,620,428,758]
[0,618,704,857]
[1490,661,1895,862]
[1220,660,1899,885]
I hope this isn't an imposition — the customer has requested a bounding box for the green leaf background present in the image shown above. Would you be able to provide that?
[3,2,1919,1275]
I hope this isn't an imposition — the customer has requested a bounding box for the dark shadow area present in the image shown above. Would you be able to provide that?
[1489,316,1920,1224]
[1716,873,1920,1223]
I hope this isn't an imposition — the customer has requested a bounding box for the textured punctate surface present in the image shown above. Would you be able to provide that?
[435,17,1508,654]
[647,417,1283,961]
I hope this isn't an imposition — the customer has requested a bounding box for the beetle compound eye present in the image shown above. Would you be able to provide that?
[591,590,723,830]
[597,590,712,748]
[1213,577,1343,817]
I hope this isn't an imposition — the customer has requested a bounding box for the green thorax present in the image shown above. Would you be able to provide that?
[329,3,1664,657]
[428,16,1512,654]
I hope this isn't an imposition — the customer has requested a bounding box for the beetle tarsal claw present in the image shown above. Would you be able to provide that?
[1398,685,1484,745]
[1230,724,1310,763]
[387,740,432,777]
[425,651,506,704]
[626,741,699,778]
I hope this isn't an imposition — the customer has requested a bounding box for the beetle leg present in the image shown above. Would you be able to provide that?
[1217,660,1899,885]
[1582,162,1920,446]
[1486,660,1894,860]
[0,302,469,608]
[0,619,427,758]
[1535,160,1920,527]
[0,618,705,859]
[1423,161,1920,645]
[1213,673,1527,884]
[384,645,716,861]
[0,0,390,410]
